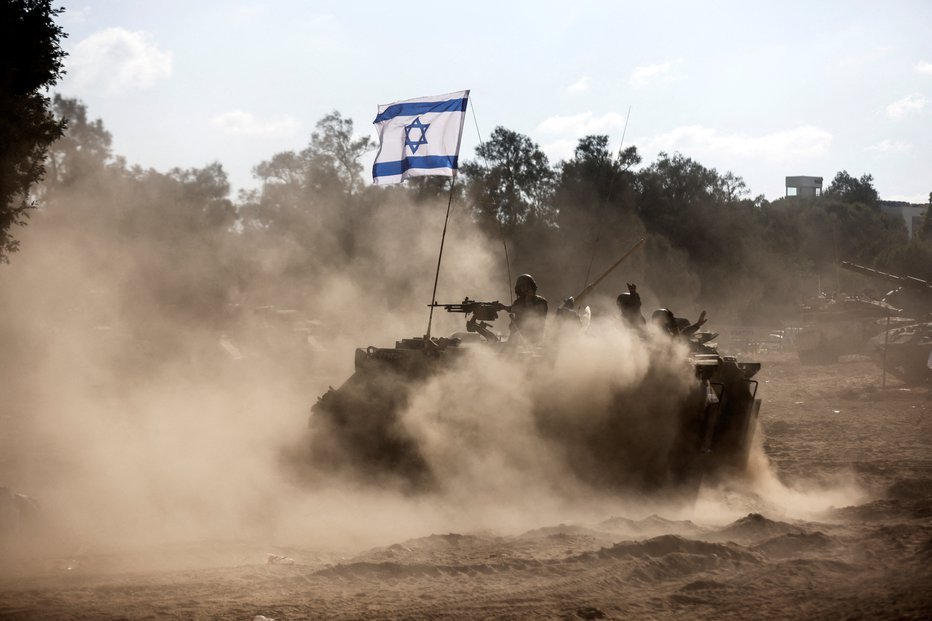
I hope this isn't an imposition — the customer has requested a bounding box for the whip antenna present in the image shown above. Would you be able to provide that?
[582,105,632,289]
[470,96,513,303]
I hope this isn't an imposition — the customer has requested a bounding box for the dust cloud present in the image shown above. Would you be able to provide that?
[279,321,708,548]
[0,187,864,574]
[0,188,532,564]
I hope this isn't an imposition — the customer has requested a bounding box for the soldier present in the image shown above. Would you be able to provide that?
[651,308,678,335]
[617,282,646,331]
[651,308,707,337]
[681,310,708,337]
[505,273,548,344]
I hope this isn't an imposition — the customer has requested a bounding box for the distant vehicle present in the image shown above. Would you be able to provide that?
[795,293,894,364]
[839,262,932,384]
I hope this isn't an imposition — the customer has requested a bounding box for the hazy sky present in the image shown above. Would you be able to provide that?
[55,0,931,202]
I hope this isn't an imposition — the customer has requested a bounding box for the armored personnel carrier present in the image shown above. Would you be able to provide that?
[302,300,762,500]
[795,294,894,364]
[839,262,932,383]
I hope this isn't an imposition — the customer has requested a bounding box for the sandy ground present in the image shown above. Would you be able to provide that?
[1,352,930,620]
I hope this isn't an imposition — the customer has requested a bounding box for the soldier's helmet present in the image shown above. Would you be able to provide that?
[616,292,641,310]
[515,274,538,293]
[651,308,677,334]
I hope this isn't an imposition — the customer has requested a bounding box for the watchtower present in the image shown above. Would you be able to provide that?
[785,176,823,198]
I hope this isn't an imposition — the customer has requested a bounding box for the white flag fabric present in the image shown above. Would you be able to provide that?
[372,90,469,185]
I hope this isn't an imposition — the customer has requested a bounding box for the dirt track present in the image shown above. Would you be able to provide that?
[1,352,931,620]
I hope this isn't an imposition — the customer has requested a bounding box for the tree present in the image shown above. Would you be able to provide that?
[405,176,459,203]
[253,151,306,187]
[557,137,633,200]
[301,111,373,195]
[635,151,723,243]
[713,171,751,206]
[554,136,624,235]
[46,95,113,188]
[0,0,67,261]
[461,126,556,232]
[550,137,643,287]
[244,111,378,271]
[168,162,236,228]
[825,170,879,209]
[249,111,373,225]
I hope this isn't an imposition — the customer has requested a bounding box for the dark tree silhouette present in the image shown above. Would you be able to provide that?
[0,0,67,262]
[46,95,113,188]
[825,170,879,209]
[303,111,373,196]
[461,126,556,232]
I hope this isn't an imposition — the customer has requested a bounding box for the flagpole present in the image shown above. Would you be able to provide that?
[425,176,457,342]
[370,89,469,344]
[500,225,514,305]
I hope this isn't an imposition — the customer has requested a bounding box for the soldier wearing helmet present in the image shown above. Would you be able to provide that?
[651,307,708,337]
[505,274,548,344]
[616,282,646,330]
[651,308,678,335]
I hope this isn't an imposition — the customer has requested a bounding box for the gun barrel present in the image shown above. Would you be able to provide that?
[429,303,470,313]
[572,238,646,305]
[840,261,932,292]
[429,300,503,313]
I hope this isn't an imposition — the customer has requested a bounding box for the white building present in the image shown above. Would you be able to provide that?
[880,201,929,238]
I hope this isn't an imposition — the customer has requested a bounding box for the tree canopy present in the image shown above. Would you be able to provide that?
[461,127,556,233]
[825,170,879,209]
[0,0,67,262]
[19,99,932,328]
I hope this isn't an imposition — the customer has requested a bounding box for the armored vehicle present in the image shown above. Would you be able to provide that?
[795,294,894,364]
[840,262,932,383]
[303,300,762,501]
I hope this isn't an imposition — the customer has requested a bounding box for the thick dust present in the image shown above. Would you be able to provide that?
[0,192,497,559]
[0,190,867,576]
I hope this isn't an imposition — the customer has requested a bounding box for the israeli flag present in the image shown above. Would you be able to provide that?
[372,90,469,185]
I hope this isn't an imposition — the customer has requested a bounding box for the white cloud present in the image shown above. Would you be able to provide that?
[567,76,590,94]
[536,111,627,136]
[535,112,632,162]
[629,61,674,87]
[865,139,912,153]
[915,61,932,76]
[540,139,579,164]
[67,28,172,94]
[209,110,301,137]
[643,125,832,160]
[886,94,928,118]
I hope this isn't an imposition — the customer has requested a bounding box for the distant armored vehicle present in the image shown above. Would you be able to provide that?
[839,262,932,383]
[300,300,762,501]
[840,262,932,318]
[795,294,893,364]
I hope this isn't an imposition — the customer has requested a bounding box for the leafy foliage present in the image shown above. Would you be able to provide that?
[303,111,373,196]
[46,95,113,188]
[461,127,556,232]
[825,170,879,209]
[0,0,67,261]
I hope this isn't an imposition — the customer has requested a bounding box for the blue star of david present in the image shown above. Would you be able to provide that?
[404,117,430,153]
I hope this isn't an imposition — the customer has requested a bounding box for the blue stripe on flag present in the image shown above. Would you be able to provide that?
[373,98,468,123]
[372,155,459,178]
